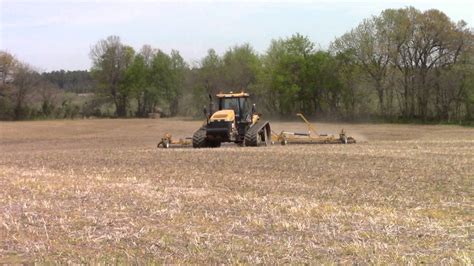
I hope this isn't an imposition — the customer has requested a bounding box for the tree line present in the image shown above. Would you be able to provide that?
[0,56,97,120]
[1,7,473,122]
[42,70,95,93]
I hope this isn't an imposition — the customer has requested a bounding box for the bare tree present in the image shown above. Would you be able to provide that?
[140,44,156,67]
[332,17,392,116]
[0,51,18,97]
[37,80,62,117]
[11,63,40,120]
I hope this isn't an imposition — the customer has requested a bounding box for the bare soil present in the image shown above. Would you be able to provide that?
[0,118,472,263]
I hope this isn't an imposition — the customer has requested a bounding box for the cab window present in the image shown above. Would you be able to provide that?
[241,98,251,116]
[221,98,240,113]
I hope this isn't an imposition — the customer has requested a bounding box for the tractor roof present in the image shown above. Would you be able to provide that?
[216,92,250,98]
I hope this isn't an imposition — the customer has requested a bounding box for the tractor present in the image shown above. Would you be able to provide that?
[192,91,271,148]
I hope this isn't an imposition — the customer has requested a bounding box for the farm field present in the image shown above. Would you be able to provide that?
[0,118,473,263]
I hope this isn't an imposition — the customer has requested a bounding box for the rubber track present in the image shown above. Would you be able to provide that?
[192,127,208,148]
[244,121,269,147]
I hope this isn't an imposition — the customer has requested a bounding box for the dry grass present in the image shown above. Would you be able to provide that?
[0,118,473,263]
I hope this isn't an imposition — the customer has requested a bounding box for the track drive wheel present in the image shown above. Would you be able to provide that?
[261,126,270,146]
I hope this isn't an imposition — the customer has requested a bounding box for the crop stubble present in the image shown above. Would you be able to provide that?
[0,119,472,263]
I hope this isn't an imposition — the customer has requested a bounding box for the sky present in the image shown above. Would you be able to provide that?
[1,0,473,72]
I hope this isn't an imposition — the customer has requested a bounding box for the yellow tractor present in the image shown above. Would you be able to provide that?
[193,91,271,148]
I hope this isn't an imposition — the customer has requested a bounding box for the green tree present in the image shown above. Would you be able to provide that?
[149,50,173,115]
[261,33,324,116]
[222,43,261,90]
[169,50,188,116]
[333,49,368,118]
[306,51,342,116]
[199,49,224,96]
[131,45,157,117]
[123,54,147,117]
[90,35,135,117]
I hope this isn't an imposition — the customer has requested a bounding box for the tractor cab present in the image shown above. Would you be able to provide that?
[215,92,252,123]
